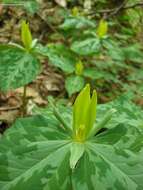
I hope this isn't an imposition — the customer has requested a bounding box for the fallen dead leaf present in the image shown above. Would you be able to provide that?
[16,87,47,106]
[0,110,19,124]
[55,0,67,7]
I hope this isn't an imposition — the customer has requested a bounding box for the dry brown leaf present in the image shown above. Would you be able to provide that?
[0,110,19,123]
[55,0,67,7]
[16,87,47,106]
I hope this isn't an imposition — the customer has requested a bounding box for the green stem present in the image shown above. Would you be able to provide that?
[21,85,27,117]
[89,109,117,138]
[49,100,72,136]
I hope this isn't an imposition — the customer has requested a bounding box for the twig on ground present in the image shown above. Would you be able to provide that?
[88,1,143,18]
[0,105,21,111]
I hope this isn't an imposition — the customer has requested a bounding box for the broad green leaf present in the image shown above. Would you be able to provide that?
[71,38,101,55]
[21,20,32,50]
[123,44,143,63]
[0,116,72,190]
[0,45,41,91]
[35,44,76,73]
[70,142,85,169]
[24,1,39,14]
[72,125,143,190]
[83,68,104,80]
[97,94,143,130]
[59,16,95,31]
[0,103,143,189]
[65,75,85,97]
[103,39,125,61]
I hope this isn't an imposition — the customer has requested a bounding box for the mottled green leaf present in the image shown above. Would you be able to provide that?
[97,94,143,130]
[24,1,39,14]
[35,44,76,73]
[0,116,71,190]
[71,38,101,55]
[103,39,125,61]
[60,16,95,31]
[72,125,143,190]
[83,68,104,79]
[0,100,143,190]
[123,44,143,63]
[65,75,85,96]
[0,45,41,91]
[70,142,85,169]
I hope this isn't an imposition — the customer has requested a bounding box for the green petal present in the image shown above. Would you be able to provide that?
[85,89,97,136]
[75,60,84,76]
[21,20,32,50]
[97,19,108,38]
[73,84,90,135]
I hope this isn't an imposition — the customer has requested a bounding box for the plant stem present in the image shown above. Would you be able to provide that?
[89,109,117,138]
[21,85,27,117]
[49,100,72,136]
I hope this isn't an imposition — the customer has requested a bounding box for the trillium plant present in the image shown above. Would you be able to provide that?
[35,18,109,97]
[0,84,143,190]
[0,21,41,116]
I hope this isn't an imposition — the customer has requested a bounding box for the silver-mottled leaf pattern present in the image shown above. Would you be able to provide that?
[65,75,85,96]
[0,116,71,190]
[0,104,143,190]
[71,38,101,55]
[72,125,143,190]
[35,44,76,73]
[0,45,41,91]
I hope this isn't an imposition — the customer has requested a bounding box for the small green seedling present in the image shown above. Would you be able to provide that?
[65,60,102,97]
[0,84,143,189]
[65,60,85,97]
[0,20,41,116]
